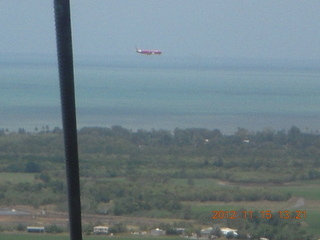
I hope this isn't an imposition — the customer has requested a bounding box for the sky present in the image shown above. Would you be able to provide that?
[1,0,320,62]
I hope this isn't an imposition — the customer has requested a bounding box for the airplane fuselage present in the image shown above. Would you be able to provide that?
[136,48,162,55]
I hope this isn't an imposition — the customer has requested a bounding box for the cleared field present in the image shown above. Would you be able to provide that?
[0,173,35,184]
[0,233,70,240]
[275,184,320,201]
[174,178,320,201]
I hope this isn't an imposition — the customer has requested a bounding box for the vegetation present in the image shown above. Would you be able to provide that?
[0,234,182,240]
[0,125,319,239]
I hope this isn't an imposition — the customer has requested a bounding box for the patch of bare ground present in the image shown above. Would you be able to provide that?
[217,180,302,188]
[0,205,192,228]
[185,197,307,212]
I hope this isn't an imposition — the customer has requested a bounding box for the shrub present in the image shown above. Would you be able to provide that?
[46,224,64,233]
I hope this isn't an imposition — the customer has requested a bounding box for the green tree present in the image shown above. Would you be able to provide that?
[25,161,41,173]
[46,224,64,233]
[16,223,25,231]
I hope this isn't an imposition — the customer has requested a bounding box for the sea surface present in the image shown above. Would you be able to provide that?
[1,55,320,134]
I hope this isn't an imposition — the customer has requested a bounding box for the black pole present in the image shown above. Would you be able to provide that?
[53,1,83,239]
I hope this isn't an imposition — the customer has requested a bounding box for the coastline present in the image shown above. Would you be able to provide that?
[2,107,320,135]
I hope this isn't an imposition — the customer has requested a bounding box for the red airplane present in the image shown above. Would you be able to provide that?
[136,47,162,55]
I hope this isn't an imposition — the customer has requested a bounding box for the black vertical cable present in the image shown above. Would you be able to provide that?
[53,1,83,240]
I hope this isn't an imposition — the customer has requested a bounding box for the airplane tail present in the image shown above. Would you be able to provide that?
[135,46,142,53]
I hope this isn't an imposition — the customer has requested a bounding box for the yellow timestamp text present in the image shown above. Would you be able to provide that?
[212,210,306,220]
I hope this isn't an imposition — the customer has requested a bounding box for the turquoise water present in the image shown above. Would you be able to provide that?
[1,60,320,134]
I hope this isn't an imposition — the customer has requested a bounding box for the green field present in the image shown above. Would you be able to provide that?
[0,234,182,240]
[0,233,70,240]
[0,173,35,184]
[275,184,320,200]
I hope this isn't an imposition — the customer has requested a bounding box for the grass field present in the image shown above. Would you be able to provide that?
[0,233,182,240]
[172,178,221,187]
[173,178,320,201]
[0,173,35,184]
[0,233,70,240]
[275,184,320,200]
[183,178,320,236]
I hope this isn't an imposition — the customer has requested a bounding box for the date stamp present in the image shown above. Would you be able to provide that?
[212,210,306,220]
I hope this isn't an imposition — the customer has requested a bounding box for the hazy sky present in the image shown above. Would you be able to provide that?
[1,0,320,61]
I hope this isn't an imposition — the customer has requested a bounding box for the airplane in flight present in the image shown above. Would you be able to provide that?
[136,47,162,55]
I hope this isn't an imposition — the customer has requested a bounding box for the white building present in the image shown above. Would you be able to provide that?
[201,227,213,237]
[93,226,109,234]
[201,227,238,238]
[176,228,186,235]
[150,228,165,236]
[27,226,45,233]
[221,227,238,237]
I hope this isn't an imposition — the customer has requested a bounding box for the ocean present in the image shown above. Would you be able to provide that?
[1,55,320,134]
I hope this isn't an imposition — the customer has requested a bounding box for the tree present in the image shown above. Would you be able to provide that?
[16,223,25,231]
[18,128,26,135]
[46,224,64,233]
[183,205,192,220]
[40,172,51,183]
[226,231,235,239]
[213,227,222,238]
[25,161,41,173]
[52,127,62,134]
[288,126,302,146]
[109,223,127,234]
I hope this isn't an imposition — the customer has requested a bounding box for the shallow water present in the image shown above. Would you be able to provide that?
[1,58,320,134]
